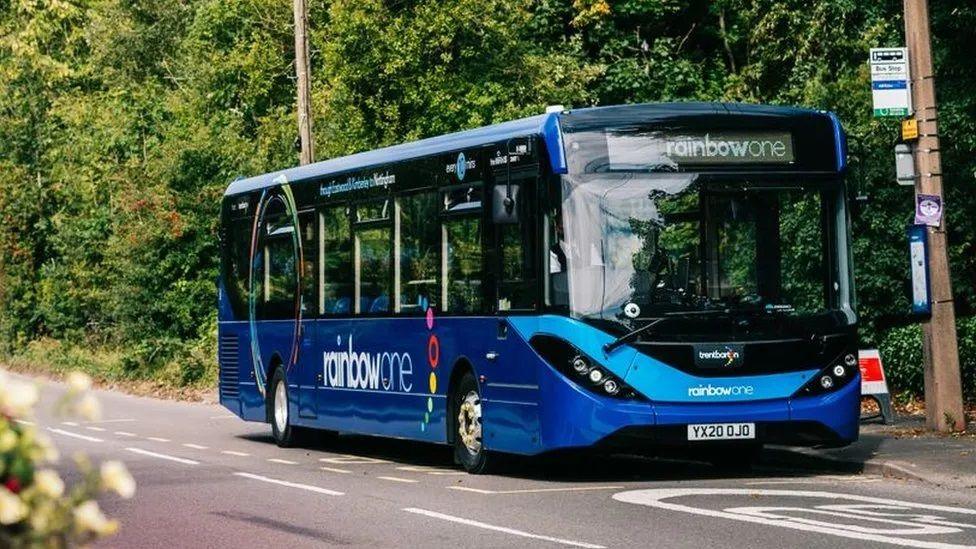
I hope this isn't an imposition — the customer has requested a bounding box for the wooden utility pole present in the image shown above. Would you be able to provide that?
[293,0,314,165]
[903,0,965,431]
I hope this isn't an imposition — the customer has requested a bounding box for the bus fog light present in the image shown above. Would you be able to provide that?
[820,375,834,389]
[572,356,589,375]
[832,365,846,377]
[603,379,619,395]
[588,369,604,384]
[844,353,857,367]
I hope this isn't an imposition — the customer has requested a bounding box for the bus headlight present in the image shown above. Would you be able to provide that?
[819,375,834,389]
[793,350,859,397]
[588,369,604,384]
[529,335,643,401]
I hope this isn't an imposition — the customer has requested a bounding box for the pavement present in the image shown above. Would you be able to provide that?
[10,371,976,548]
[770,418,976,489]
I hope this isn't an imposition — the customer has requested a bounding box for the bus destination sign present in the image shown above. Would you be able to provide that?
[606,130,795,169]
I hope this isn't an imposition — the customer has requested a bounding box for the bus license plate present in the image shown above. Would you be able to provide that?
[687,423,755,441]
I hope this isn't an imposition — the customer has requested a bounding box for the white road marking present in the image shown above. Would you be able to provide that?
[747,477,884,486]
[267,458,298,465]
[15,419,34,426]
[613,488,976,549]
[403,507,605,549]
[320,454,390,464]
[448,485,624,495]
[221,450,250,457]
[378,476,418,484]
[48,427,103,443]
[397,465,465,475]
[233,472,343,496]
[125,447,199,465]
[85,426,106,432]
[114,431,137,437]
[320,466,352,474]
[182,443,208,450]
[61,421,79,426]
[85,418,136,424]
[146,436,170,442]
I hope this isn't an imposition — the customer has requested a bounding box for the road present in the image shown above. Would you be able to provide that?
[16,373,976,548]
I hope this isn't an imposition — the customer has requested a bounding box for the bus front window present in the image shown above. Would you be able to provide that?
[552,173,853,335]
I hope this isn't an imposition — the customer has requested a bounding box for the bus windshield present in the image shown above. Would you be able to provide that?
[550,172,851,329]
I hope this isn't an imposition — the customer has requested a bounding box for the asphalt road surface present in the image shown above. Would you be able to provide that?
[17,374,976,548]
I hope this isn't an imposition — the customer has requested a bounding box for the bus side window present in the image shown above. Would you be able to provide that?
[354,199,392,314]
[320,206,352,315]
[261,212,298,320]
[497,176,537,311]
[398,192,439,312]
[441,184,484,314]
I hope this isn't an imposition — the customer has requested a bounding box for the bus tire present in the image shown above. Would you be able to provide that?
[452,372,490,474]
[269,368,300,448]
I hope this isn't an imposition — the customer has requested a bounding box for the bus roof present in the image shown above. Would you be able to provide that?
[224,102,842,197]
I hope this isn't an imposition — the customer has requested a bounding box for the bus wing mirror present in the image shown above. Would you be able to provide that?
[492,184,520,224]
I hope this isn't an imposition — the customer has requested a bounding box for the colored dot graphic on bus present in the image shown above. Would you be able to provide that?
[420,304,437,434]
[427,335,439,369]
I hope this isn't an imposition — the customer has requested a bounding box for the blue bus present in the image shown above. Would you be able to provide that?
[218,102,859,473]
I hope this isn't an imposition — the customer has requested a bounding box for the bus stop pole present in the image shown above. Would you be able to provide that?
[903,0,965,431]
[293,0,315,166]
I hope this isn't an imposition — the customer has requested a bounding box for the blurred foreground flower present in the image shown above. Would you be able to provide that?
[100,461,135,499]
[1,370,134,546]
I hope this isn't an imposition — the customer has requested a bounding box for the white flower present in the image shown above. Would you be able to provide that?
[75,393,102,421]
[0,429,17,452]
[66,371,92,393]
[33,431,60,463]
[33,469,65,498]
[0,487,28,525]
[100,460,135,499]
[73,500,118,536]
[2,380,39,417]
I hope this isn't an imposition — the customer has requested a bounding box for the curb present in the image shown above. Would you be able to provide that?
[763,447,923,482]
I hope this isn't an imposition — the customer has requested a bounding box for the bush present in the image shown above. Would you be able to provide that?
[879,316,976,403]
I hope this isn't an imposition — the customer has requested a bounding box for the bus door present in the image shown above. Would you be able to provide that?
[296,210,318,419]
[484,161,543,451]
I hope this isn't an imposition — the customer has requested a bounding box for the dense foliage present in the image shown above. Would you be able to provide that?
[0,0,973,397]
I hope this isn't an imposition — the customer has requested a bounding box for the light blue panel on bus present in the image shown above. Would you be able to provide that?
[507,315,817,403]
[625,352,818,403]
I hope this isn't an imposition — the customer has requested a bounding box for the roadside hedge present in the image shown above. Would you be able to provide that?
[879,316,976,402]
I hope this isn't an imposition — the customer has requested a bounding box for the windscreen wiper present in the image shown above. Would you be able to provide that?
[602,308,732,354]
[603,318,666,354]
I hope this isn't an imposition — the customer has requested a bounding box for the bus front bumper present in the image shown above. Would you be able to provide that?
[540,370,861,452]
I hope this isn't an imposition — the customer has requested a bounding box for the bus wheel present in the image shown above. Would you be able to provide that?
[453,373,490,474]
[270,368,299,448]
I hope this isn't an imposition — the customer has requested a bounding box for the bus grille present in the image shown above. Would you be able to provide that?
[218,334,240,398]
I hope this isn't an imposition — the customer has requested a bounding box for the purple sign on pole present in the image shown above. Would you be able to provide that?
[915,193,943,227]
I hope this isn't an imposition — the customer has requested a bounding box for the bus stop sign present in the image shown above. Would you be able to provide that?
[870,48,912,117]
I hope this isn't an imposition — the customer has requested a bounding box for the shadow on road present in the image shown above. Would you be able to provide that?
[235,429,871,484]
